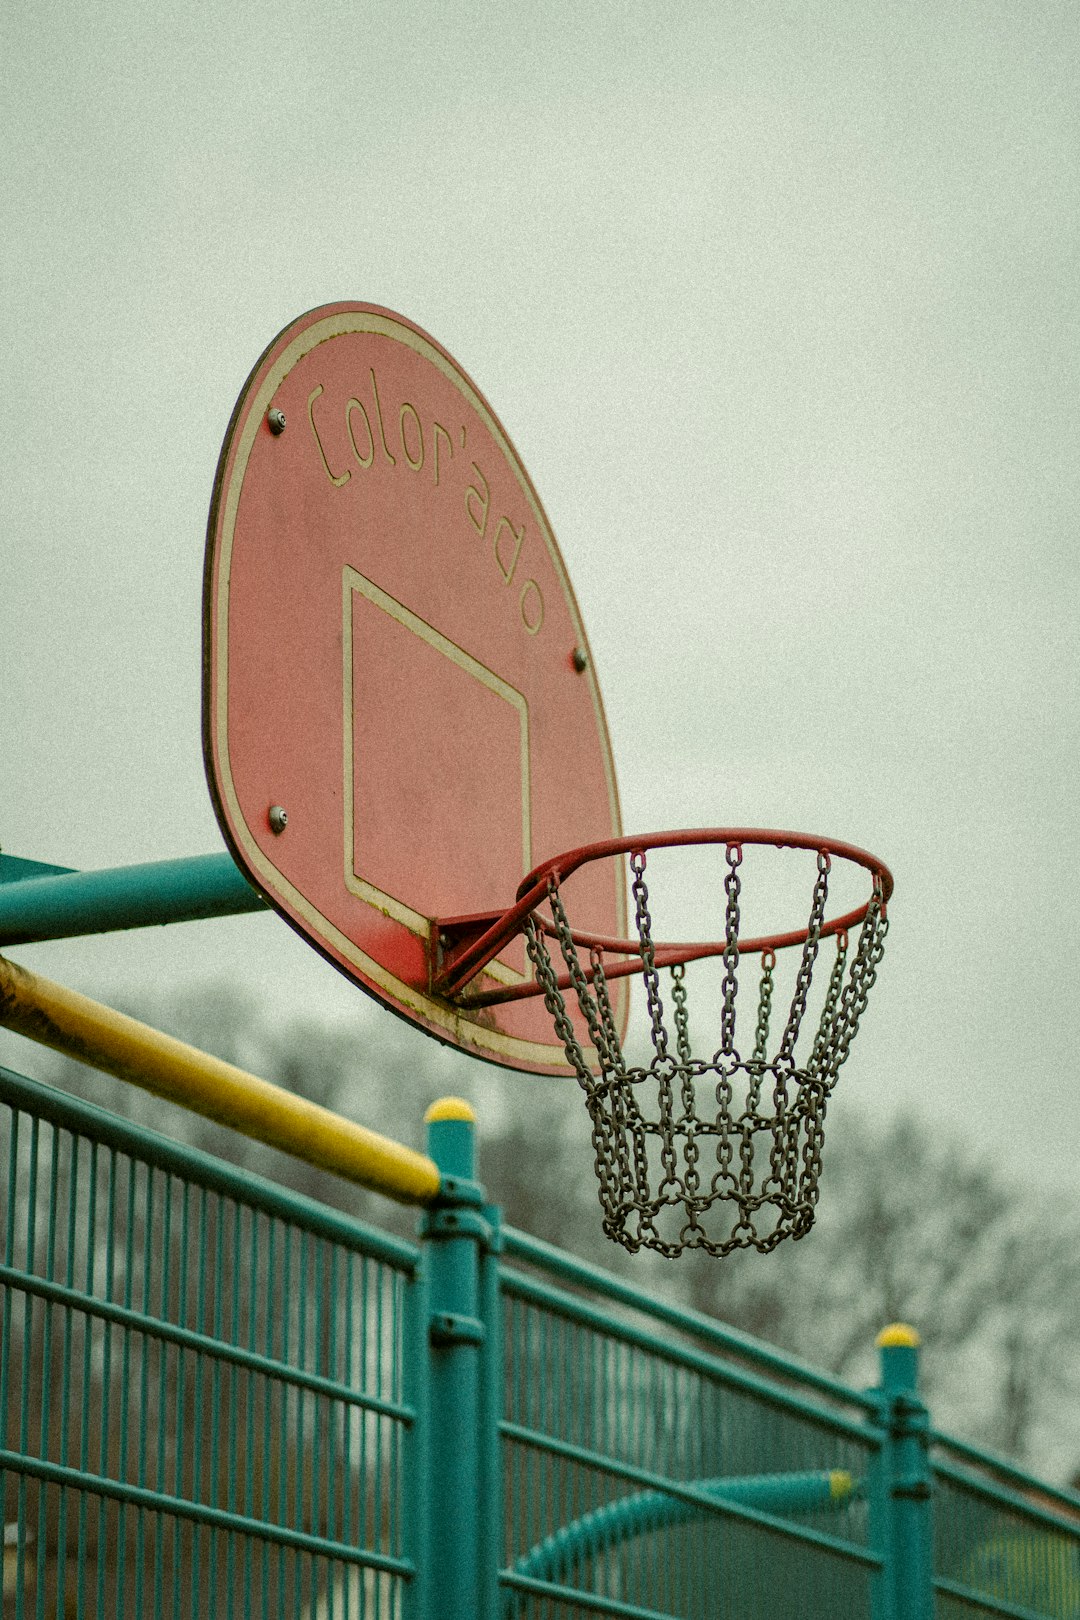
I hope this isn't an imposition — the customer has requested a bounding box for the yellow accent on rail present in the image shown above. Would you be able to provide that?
[0,954,441,1205]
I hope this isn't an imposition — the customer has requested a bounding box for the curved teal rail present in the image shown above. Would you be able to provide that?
[513,1469,859,1586]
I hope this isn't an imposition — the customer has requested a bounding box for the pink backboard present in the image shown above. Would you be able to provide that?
[204,303,626,1073]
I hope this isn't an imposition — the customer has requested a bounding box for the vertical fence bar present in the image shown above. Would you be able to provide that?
[404,1219,431,1620]
[875,1324,933,1620]
[478,1196,504,1620]
[419,1098,497,1620]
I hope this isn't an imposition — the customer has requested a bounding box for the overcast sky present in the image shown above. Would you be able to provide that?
[3,3,1078,1193]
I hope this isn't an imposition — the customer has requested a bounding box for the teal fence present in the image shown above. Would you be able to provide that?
[0,1066,420,1618]
[932,1436,1080,1619]
[4,1059,1080,1619]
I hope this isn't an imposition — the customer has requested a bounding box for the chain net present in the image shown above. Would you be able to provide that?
[523,842,889,1258]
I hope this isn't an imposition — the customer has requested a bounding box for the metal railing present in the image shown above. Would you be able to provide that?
[498,1231,884,1619]
[2,977,1079,1616]
[0,1064,422,1618]
[932,1434,1080,1619]
[0,956,439,1206]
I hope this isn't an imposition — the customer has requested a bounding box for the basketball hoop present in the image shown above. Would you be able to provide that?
[436,829,892,1258]
[209,306,895,1259]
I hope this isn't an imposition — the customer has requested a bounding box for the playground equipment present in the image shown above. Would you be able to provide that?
[2,1041,1078,1618]
[0,851,1062,1620]
[201,302,893,1255]
[13,297,1080,1618]
[0,300,896,1604]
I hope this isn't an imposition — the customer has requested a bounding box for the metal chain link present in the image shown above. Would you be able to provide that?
[719,844,742,1058]
[523,908,586,1081]
[630,851,669,1063]
[671,962,692,1066]
[765,1061,792,1203]
[590,949,627,1077]
[752,951,775,1065]
[669,964,703,1205]
[819,887,889,1079]
[777,851,829,1062]
[520,843,889,1260]
[798,896,888,1211]
[547,886,623,1076]
[523,906,623,1216]
[809,930,848,1075]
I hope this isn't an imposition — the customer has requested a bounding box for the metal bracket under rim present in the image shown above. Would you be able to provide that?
[430,910,507,996]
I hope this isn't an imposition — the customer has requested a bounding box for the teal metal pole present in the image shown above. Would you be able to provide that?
[0,853,267,945]
[421,1099,497,1620]
[875,1325,933,1620]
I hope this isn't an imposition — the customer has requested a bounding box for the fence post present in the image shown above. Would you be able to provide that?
[875,1323,934,1620]
[419,1098,499,1620]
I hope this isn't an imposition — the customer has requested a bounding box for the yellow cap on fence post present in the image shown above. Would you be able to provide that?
[876,1323,921,1349]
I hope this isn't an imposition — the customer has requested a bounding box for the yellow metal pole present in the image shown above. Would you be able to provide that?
[0,954,441,1205]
